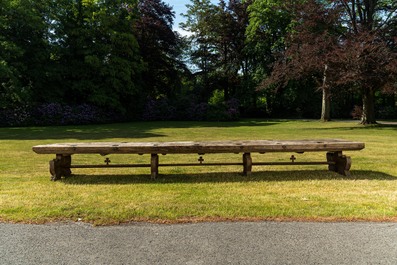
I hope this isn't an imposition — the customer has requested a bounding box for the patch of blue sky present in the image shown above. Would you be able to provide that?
[164,0,218,36]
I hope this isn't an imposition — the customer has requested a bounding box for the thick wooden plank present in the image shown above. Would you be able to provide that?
[33,140,365,180]
[32,140,365,155]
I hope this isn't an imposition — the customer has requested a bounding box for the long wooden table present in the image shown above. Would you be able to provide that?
[32,140,365,181]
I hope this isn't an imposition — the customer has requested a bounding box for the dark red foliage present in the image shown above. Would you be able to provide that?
[262,0,341,90]
[134,0,185,98]
[262,0,397,123]
[135,0,177,54]
[332,30,397,93]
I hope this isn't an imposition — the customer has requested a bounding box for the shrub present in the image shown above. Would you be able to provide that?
[142,98,176,121]
[141,97,240,122]
[377,106,397,119]
[351,105,363,120]
[225,98,240,121]
[0,105,31,126]
[0,103,122,127]
[185,102,209,121]
[205,98,240,121]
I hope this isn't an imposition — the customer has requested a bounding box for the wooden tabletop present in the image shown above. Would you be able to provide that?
[32,140,365,155]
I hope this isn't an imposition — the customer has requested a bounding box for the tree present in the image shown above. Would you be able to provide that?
[181,0,219,100]
[331,30,397,123]
[260,0,397,123]
[181,0,252,103]
[245,0,299,116]
[211,0,252,100]
[261,1,342,121]
[135,0,186,100]
[47,0,143,114]
[0,0,51,109]
[332,0,397,124]
[246,0,293,71]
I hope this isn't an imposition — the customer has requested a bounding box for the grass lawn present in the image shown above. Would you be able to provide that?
[1,120,396,225]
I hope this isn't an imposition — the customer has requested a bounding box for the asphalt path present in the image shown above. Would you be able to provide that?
[1,221,397,265]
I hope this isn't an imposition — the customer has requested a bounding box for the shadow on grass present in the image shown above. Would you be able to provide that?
[309,122,397,131]
[62,170,396,185]
[0,120,279,140]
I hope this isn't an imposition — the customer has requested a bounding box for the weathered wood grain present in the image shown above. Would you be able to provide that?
[33,140,365,180]
[32,140,365,155]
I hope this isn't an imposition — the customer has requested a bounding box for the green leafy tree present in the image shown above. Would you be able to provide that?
[246,0,308,117]
[0,0,50,108]
[48,0,143,114]
[182,0,252,103]
[213,0,252,101]
[181,0,219,100]
[261,0,342,121]
[245,0,294,79]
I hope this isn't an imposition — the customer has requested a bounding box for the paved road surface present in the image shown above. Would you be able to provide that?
[1,222,397,264]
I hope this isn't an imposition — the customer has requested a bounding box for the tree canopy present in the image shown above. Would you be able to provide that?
[258,0,397,123]
[1,0,396,126]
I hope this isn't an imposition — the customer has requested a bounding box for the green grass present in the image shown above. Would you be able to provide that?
[1,120,397,225]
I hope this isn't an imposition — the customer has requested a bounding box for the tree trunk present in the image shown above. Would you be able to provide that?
[321,64,331,122]
[361,87,377,124]
[321,87,331,121]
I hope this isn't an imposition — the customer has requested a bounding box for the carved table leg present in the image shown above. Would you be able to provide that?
[49,155,72,181]
[151,154,159,179]
[243,153,252,176]
[326,152,352,176]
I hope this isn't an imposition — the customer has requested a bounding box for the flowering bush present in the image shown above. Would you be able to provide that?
[0,98,241,127]
[0,105,31,126]
[0,103,122,127]
[141,97,240,121]
[33,103,122,125]
[142,98,176,121]
[225,98,240,121]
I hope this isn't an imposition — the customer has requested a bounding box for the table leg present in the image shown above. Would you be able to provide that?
[326,152,351,176]
[151,154,159,179]
[49,155,71,181]
[243,153,252,176]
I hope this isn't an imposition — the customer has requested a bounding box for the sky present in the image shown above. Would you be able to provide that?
[163,0,218,35]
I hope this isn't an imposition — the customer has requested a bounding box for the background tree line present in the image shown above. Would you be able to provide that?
[1,0,396,126]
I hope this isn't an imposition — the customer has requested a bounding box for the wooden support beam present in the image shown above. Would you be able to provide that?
[49,154,71,181]
[327,152,352,176]
[243,153,252,176]
[151,154,159,179]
